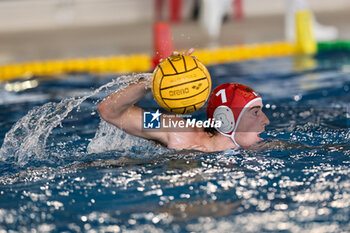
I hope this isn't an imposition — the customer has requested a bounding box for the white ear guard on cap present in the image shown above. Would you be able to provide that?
[213,105,240,148]
[213,106,235,134]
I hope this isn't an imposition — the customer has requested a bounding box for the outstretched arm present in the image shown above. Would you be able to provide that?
[97,77,169,145]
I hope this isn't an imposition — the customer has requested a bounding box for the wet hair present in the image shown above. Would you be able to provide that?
[204,126,218,137]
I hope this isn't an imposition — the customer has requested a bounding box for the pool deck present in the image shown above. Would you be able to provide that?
[0,10,349,64]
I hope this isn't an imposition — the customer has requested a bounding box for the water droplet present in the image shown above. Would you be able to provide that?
[294,95,302,101]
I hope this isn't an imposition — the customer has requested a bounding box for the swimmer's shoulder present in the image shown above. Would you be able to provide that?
[166,129,212,151]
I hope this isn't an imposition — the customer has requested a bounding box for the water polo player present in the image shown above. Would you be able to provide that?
[97,54,269,152]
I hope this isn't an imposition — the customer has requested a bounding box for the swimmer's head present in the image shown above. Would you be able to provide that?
[207,83,269,148]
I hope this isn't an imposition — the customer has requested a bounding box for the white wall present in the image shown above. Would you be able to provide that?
[244,0,350,17]
[0,0,155,31]
[0,0,349,32]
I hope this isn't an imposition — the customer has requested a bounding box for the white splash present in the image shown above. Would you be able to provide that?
[86,120,153,154]
[0,73,152,166]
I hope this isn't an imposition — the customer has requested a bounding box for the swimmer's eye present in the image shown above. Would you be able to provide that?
[250,107,261,116]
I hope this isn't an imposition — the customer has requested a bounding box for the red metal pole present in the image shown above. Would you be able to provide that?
[154,0,164,22]
[234,0,243,20]
[153,22,174,68]
[170,0,182,23]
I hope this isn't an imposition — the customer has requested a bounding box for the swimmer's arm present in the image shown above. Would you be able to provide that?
[98,49,195,146]
[97,78,170,145]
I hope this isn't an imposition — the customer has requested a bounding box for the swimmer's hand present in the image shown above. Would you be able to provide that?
[159,48,197,63]
[172,48,196,57]
[138,75,152,89]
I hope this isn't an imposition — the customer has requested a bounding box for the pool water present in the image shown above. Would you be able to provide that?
[0,52,349,232]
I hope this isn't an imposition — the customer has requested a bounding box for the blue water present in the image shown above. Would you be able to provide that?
[0,52,349,232]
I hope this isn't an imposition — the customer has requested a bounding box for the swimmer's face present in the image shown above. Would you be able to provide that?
[234,100,270,148]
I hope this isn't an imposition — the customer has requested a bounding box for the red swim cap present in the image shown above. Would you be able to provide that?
[206,83,262,147]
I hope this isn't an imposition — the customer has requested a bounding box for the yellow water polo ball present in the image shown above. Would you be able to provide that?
[152,54,212,114]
